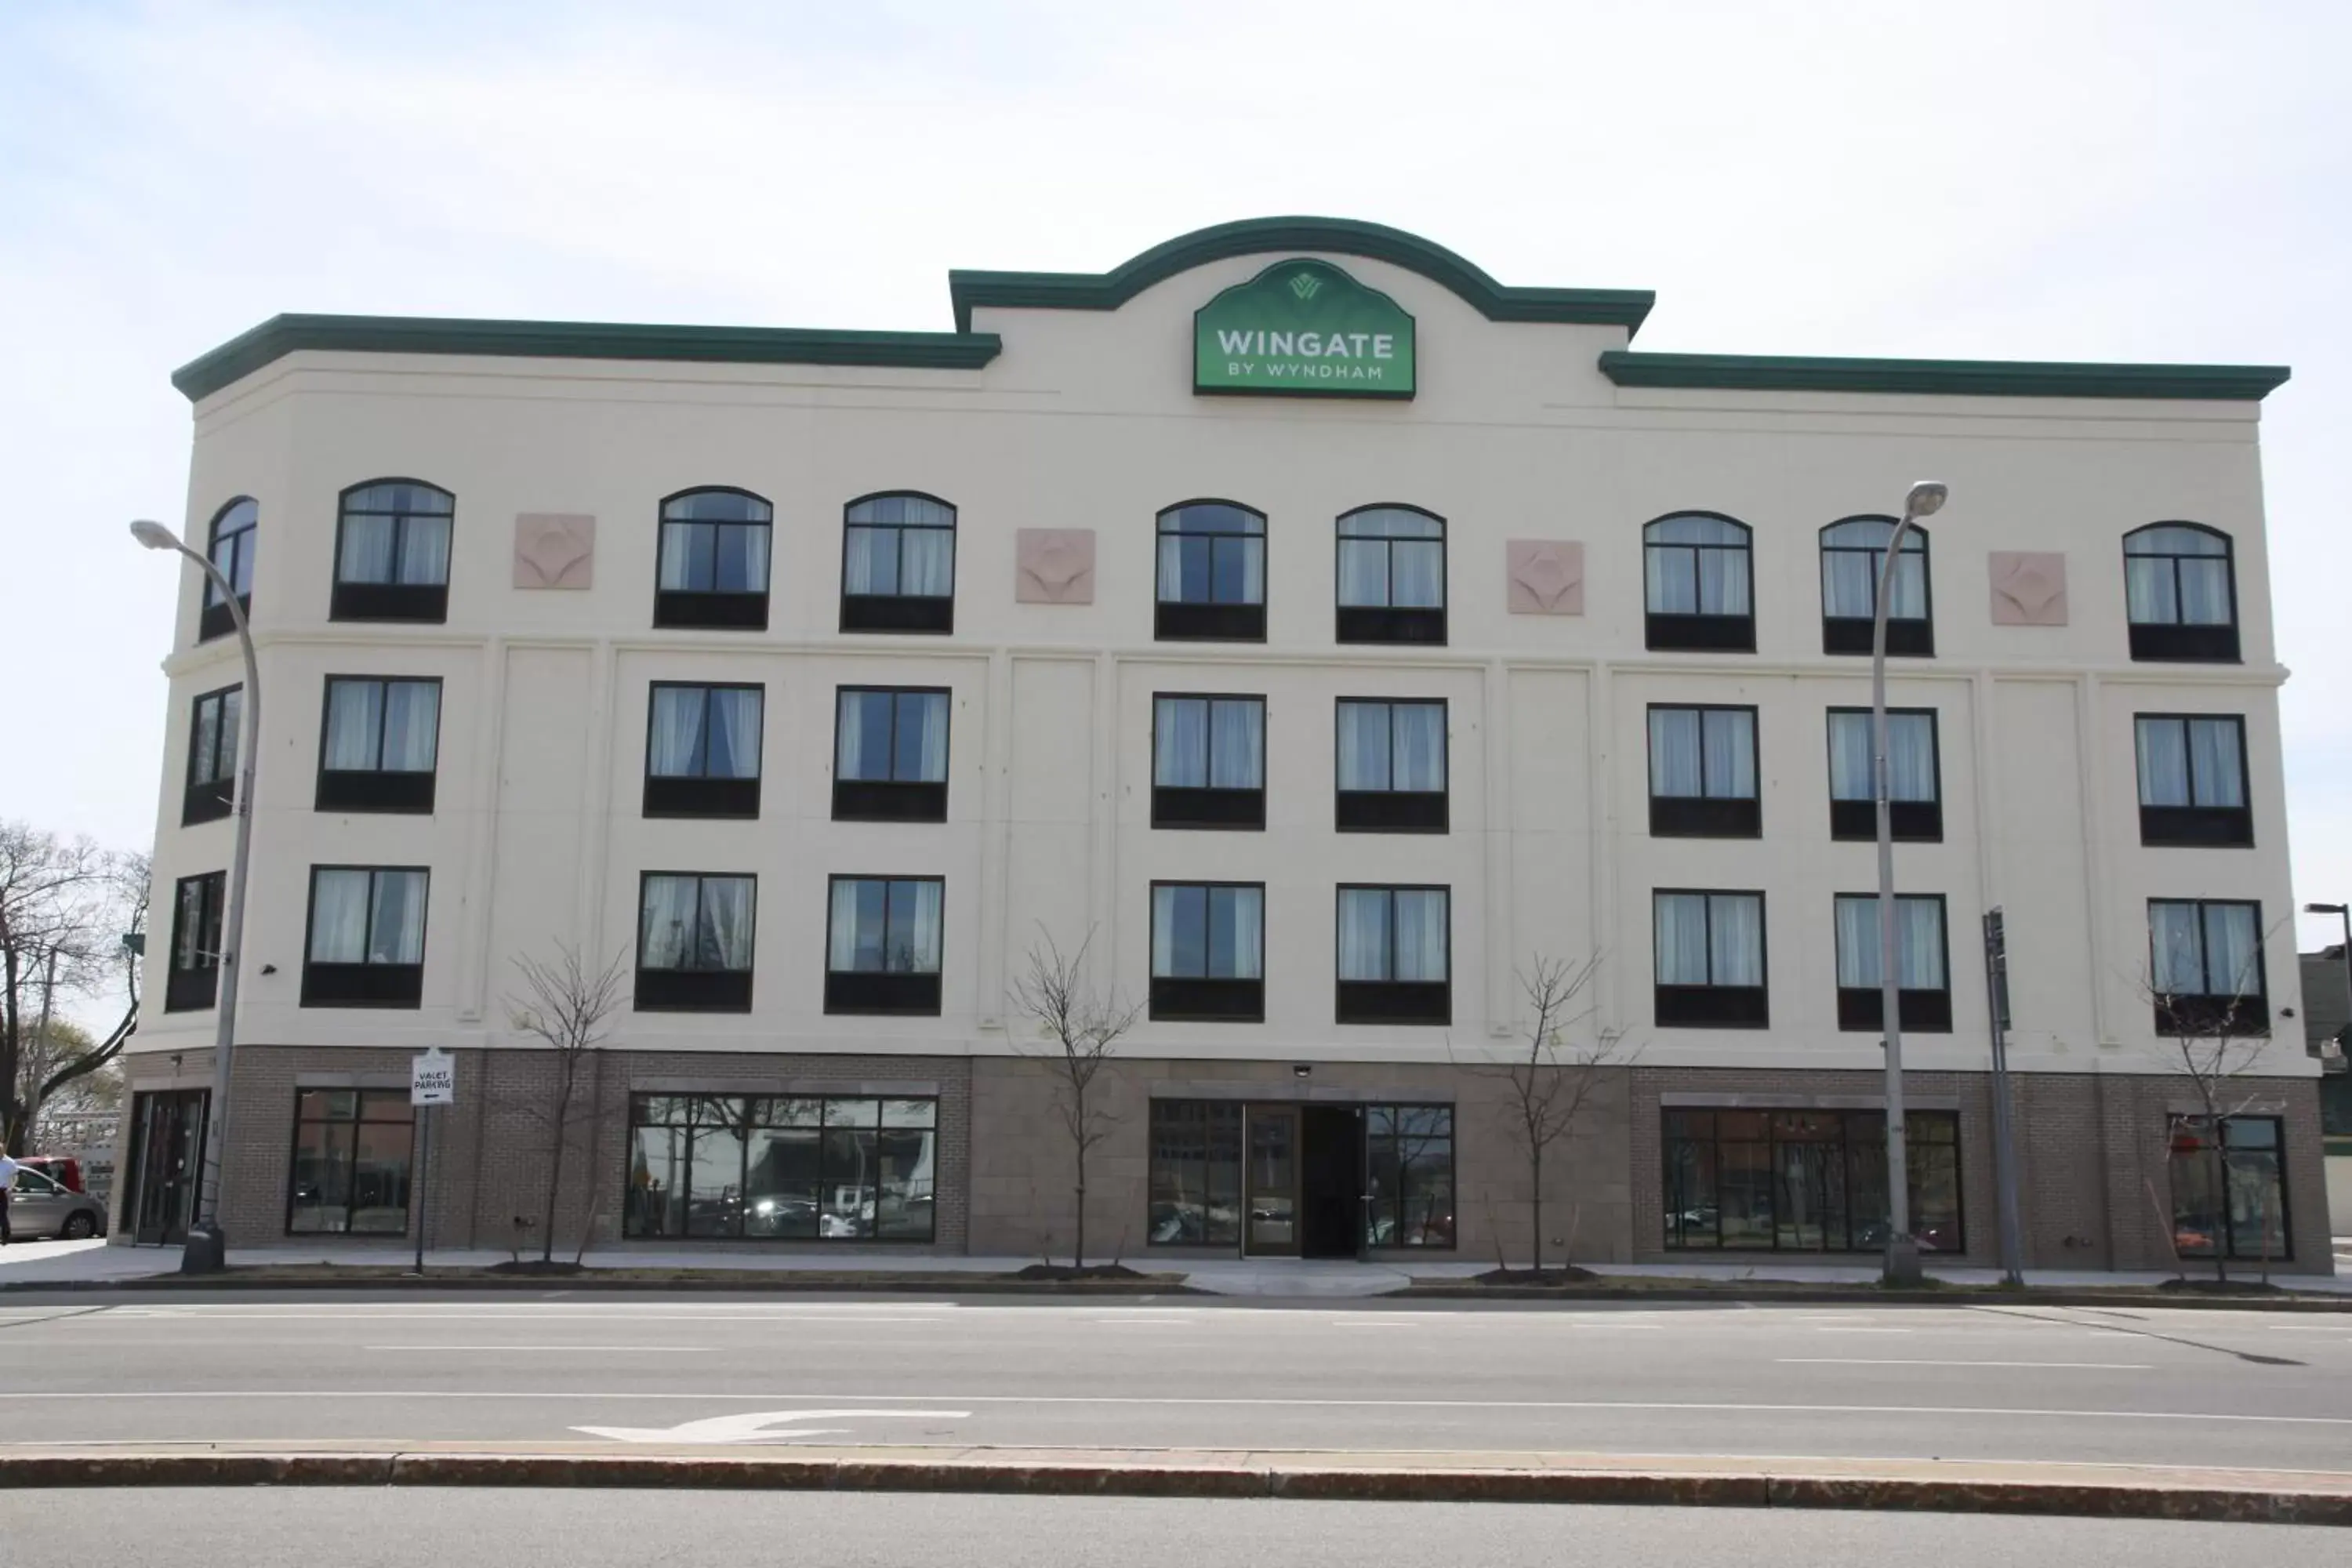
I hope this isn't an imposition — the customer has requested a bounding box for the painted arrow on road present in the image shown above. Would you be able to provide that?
[571,1409,971,1444]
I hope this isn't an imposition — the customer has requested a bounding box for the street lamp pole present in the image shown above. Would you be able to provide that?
[2307,902,2352,1058]
[1875,480,1947,1289]
[131,518,257,1275]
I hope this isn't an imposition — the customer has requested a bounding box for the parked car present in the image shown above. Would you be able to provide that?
[18,1155,83,1192]
[7,1165,107,1239]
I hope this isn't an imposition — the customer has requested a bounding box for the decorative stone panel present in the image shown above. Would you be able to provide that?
[1989,550,2067,626]
[1506,539,1584,615]
[1015,528,1096,604]
[514,514,596,590]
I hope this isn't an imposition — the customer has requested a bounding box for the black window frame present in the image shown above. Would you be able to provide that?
[1156,499,1267,643]
[1663,1106,1964,1254]
[165,870,226,1014]
[832,686,950,823]
[622,1093,941,1243]
[1334,504,1446,646]
[825,874,946,1017]
[285,1087,416,1237]
[653,486,774,630]
[1334,697,1448,833]
[2166,1113,2291,1262]
[199,497,256,644]
[1819,514,1934,657]
[643,681,764,820]
[839,491,956,634]
[1826,707,1944,842]
[1652,888,1769,1029]
[182,683,242,826]
[1645,703,1761,838]
[1335,884,1452,1025]
[635,871,758,1014]
[1152,691,1266,830]
[1832,891,1955,1034]
[2148,897,2269,1036]
[1642,510,1755,653]
[330,478,454,623]
[2134,713,2253,848]
[299,865,429,1009]
[315,675,442,815]
[2124,521,2241,663]
[1149,880,1267,1022]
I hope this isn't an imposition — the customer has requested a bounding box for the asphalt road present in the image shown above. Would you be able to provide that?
[4,1490,2347,1568]
[1,1292,2347,1469]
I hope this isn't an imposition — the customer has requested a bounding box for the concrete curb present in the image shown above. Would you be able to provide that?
[0,1275,1202,1298]
[1394,1286,2352,1312]
[2,1451,2347,1525]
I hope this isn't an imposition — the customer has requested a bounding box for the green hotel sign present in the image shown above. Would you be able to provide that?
[1194,259,1415,398]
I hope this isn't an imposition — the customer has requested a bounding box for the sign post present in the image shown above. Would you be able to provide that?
[409,1048,455,1275]
[1981,910,2024,1287]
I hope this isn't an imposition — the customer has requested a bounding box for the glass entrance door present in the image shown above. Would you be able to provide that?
[1244,1105,1298,1257]
[129,1089,207,1246]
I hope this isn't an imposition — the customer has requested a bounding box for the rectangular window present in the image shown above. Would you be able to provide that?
[1826,709,1941,841]
[1147,1099,1245,1246]
[333,482,453,622]
[317,677,441,813]
[826,876,944,1014]
[1653,891,1768,1027]
[2149,898,2267,1035]
[183,684,241,826]
[165,872,226,1013]
[1156,503,1265,641]
[636,873,757,1012]
[624,1094,938,1243]
[841,495,956,633]
[1336,886,1450,1025]
[2135,715,2252,848]
[655,491,772,630]
[1832,894,1952,1033]
[2167,1115,2289,1261]
[1646,706,1759,837]
[1336,508,1446,644]
[644,684,763,818]
[1152,695,1265,829]
[1150,883,1265,1021]
[1335,699,1447,832]
[286,1088,415,1235]
[833,688,949,822]
[1643,515,1754,652]
[302,866,427,1007]
[1664,1108,1962,1253]
[1820,524,1933,656]
[1367,1105,1456,1248]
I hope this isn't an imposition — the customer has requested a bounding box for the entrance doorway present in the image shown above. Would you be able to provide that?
[1243,1103,1365,1259]
[125,1089,207,1245]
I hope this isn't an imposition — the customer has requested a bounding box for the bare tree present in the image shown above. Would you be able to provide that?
[2,826,143,1155]
[506,944,629,1267]
[1008,927,1141,1271]
[1470,954,1627,1280]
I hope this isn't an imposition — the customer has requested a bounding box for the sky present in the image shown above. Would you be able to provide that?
[2,0,2348,1022]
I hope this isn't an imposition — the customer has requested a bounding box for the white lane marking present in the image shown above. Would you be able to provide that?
[573,1409,971,1444]
[1566,1322,1664,1330]
[1087,1318,1196,1325]
[362,1345,716,1353]
[1813,1327,1911,1333]
[1774,1359,2154,1370]
[3,1389,2344,1426]
[99,1312,956,1323]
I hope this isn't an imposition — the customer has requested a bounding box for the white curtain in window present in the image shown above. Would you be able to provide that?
[902,880,942,972]
[826,880,866,971]
[1394,891,1446,982]
[2188,719,2243,807]
[1709,895,1762,985]
[2177,559,2231,625]
[192,699,220,782]
[324,681,382,771]
[1821,549,1878,619]
[2136,720,2190,807]
[844,526,891,594]
[1702,710,1755,798]
[1338,539,1388,608]
[649,688,706,777]
[658,522,699,591]
[1209,700,1263,789]
[1886,713,1936,800]
[706,689,761,779]
[1156,536,1185,601]
[1900,899,1945,988]
[1646,546,1694,614]
[398,516,452,586]
[2125,558,2175,623]
[1218,886,1263,980]
[1834,896,1878,988]
[216,689,243,781]
[1827,712,1874,800]
[2201,903,2258,996]
[642,876,700,969]
[1654,894,1710,985]
[1697,548,1750,614]
[1338,702,1389,791]
[368,871,426,963]
[1338,889,1388,981]
[700,877,754,971]
[1650,710,1702,797]
[339,515,396,585]
[310,870,372,963]
[2149,902,2206,994]
[1392,704,1444,792]
[1155,699,1207,787]
[717,524,769,594]
[900,528,953,597]
[1151,885,1182,976]
[912,692,949,781]
[1392,540,1443,608]
[380,682,439,772]
[1886,551,1928,619]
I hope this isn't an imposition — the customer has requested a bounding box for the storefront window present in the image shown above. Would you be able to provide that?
[285,1089,414,1235]
[2168,1115,2288,1261]
[1148,1100,1243,1245]
[1367,1105,1454,1247]
[1663,1107,1961,1253]
[625,1094,937,1242]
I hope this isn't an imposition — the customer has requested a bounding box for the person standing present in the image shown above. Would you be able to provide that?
[0,1149,19,1246]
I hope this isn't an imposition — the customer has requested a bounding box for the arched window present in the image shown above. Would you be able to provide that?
[2125,523,2238,662]
[1156,501,1266,642]
[841,492,956,633]
[1642,512,1753,652]
[1337,505,1446,645]
[200,498,257,643]
[333,480,454,623]
[1819,515,1933,657]
[655,488,772,630]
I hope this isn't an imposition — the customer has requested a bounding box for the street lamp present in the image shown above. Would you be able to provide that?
[1875,479,1947,1288]
[2306,903,2351,1059]
[132,518,258,1275]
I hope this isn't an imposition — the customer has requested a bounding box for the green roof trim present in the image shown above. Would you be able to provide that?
[949,216,1655,336]
[1599,350,2290,401]
[172,314,1003,401]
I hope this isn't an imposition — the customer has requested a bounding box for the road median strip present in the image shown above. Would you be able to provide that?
[2,1446,2347,1525]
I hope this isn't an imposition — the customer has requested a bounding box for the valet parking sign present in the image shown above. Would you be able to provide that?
[410,1047,456,1107]
[1194,258,1416,398]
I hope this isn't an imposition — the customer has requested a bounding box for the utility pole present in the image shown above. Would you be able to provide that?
[1983,908,2024,1287]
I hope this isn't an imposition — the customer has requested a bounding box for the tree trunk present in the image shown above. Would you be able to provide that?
[2210,1142,2230,1286]
[1530,1144,1543,1279]
[541,1058,573,1266]
[1073,1139,1087,1272]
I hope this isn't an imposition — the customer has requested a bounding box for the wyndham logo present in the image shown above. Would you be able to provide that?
[1288,270,1323,302]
